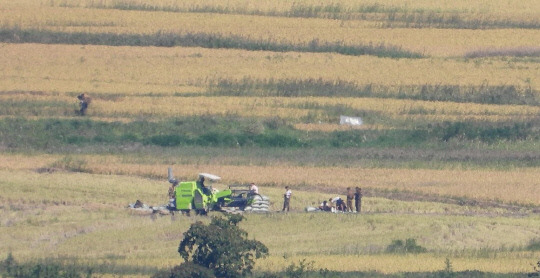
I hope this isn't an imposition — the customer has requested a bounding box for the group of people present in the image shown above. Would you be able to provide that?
[167,179,362,214]
[282,186,362,213]
[318,187,363,213]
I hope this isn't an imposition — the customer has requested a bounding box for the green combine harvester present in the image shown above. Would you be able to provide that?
[168,168,270,215]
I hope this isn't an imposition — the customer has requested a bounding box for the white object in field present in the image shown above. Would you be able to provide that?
[168,167,177,184]
[340,115,363,126]
[198,173,221,181]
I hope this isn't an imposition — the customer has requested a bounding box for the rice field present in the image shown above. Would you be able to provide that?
[1,0,539,57]
[0,153,538,210]
[1,0,539,276]
[1,169,539,275]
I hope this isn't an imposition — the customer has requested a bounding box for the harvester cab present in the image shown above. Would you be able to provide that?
[167,168,270,214]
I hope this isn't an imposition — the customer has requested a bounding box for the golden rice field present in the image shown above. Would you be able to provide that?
[1,42,538,127]
[1,44,538,93]
[0,153,538,207]
[1,169,539,275]
[1,0,539,276]
[1,0,539,57]
[1,90,538,124]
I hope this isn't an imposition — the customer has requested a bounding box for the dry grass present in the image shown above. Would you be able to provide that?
[1,154,538,205]
[1,1,539,57]
[1,1,539,275]
[1,168,539,274]
[256,253,539,273]
[2,90,537,124]
[1,43,539,93]
[38,0,540,15]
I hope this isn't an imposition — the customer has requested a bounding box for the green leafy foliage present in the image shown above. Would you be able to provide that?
[284,259,315,278]
[177,215,269,278]
[432,121,536,142]
[526,238,540,251]
[386,238,427,254]
[152,262,216,278]
[0,253,90,278]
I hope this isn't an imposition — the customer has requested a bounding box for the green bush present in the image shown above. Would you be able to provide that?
[284,259,314,278]
[0,253,88,278]
[255,132,304,147]
[526,238,540,251]
[178,215,269,278]
[331,130,365,147]
[386,238,427,254]
[433,121,536,142]
[145,134,190,147]
[152,262,215,278]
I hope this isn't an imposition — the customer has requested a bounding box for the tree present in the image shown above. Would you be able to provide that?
[178,214,269,278]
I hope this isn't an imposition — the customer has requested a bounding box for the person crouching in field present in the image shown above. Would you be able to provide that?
[77,93,91,116]
[332,196,346,212]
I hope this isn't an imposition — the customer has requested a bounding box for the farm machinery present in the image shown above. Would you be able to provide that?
[167,168,270,215]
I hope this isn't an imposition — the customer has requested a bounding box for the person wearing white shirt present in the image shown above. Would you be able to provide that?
[282,186,292,212]
[249,183,259,194]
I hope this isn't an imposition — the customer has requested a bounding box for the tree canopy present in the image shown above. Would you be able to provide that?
[178,214,269,278]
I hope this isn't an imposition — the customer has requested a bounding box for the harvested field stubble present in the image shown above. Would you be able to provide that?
[1,169,539,274]
[0,155,538,205]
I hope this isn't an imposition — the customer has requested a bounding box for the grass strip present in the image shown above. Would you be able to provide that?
[56,2,540,29]
[208,78,540,106]
[0,28,423,58]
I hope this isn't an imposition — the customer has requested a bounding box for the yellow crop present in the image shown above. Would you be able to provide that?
[1,154,538,205]
[1,44,538,93]
[1,1,539,57]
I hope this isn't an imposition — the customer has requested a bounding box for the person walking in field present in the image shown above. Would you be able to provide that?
[282,186,292,212]
[354,187,363,213]
[346,187,354,212]
[77,93,91,116]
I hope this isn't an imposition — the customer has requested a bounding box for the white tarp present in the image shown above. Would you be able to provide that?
[340,115,363,126]
[199,173,221,181]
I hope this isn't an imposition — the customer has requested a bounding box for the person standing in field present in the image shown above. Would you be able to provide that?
[168,180,179,209]
[354,187,363,213]
[346,187,354,212]
[282,186,292,212]
[77,93,91,116]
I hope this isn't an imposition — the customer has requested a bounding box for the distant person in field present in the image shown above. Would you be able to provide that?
[168,180,179,209]
[319,200,332,211]
[77,93,91,115]
[332,196,346,212]
[249,182,259,195]
[198,176,210,195]
[346,187,354,212]
[327,198,335,212]
[282,186,292,212]
[354,187,363,213]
